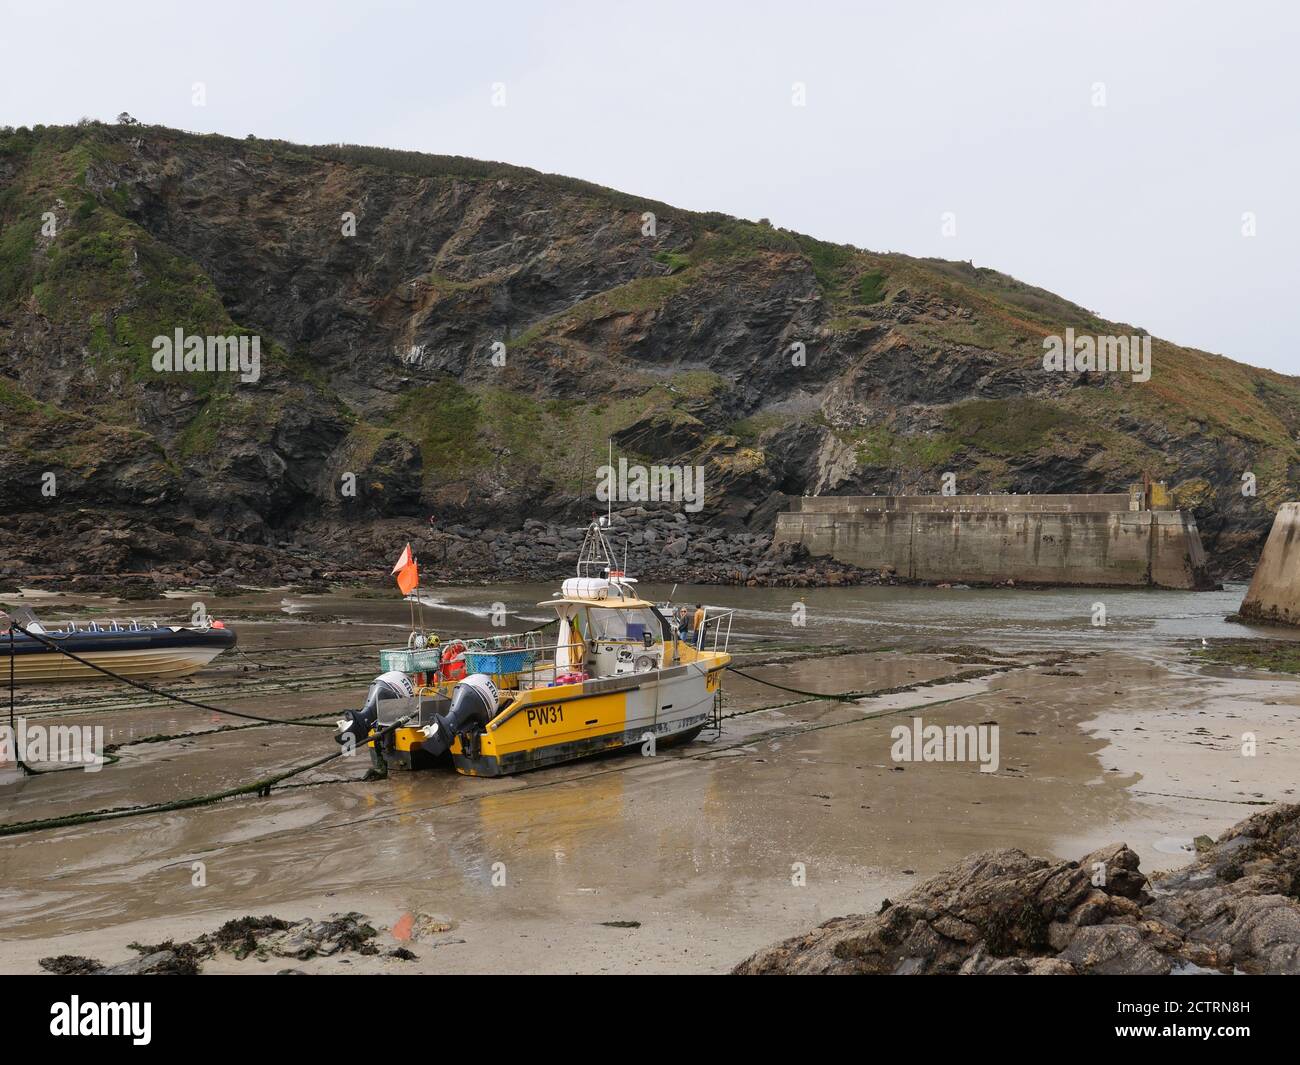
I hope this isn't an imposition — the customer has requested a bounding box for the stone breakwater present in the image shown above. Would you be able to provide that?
[0,507,888,595]
[735,804,1300,975]
[775,493,1217,590]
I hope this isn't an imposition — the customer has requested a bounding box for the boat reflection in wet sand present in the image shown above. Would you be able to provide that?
[337,519,734,776]
[0,608,237,684]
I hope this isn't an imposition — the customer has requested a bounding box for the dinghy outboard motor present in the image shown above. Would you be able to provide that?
[335,670,414,745]
[420,673,499,757]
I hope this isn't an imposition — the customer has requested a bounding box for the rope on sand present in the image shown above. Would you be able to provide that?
[0,750,346,837]
[725,651,1064,707]
[0,617,561,829]
[0,714,414,839]
[724,664,879,702]
[0,618,376,827]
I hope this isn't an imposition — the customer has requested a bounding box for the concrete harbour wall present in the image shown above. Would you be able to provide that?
[1239,503,1300,625]
[774,494,1214,589]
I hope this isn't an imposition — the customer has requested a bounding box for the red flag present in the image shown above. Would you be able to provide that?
[392,543,419,595]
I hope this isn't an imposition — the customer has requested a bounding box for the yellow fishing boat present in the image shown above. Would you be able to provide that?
[336,520,733,776]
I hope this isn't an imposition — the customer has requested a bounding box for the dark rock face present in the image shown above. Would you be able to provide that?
[2,122,1297,583]
[734,804,1300,975]
[1,506,887,593]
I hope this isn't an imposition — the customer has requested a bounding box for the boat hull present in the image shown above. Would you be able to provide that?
[383,655,727,776]
[1,627,237,684]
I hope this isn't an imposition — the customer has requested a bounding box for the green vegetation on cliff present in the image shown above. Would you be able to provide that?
[944,398,1082,456]
[389,378,488,483]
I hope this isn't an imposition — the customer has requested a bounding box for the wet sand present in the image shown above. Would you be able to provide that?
[1,583,1296,973]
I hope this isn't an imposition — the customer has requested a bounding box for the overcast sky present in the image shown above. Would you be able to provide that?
[3,0,1296,373]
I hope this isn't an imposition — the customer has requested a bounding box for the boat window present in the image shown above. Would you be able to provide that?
[586,608,658,643]
[650,607,673,641]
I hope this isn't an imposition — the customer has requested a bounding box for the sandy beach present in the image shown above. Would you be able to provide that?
[1,582,1296,974]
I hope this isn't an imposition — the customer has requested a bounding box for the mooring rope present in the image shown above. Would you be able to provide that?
[1,616,937,832]
[8,624,31,775]
[0,713,414,838]
[724,664,876,702]
[0,750,344,837]
[725,652,1056,704]
[0,615,568,833]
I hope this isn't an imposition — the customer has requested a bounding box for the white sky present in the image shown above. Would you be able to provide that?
[2,0,1296,373]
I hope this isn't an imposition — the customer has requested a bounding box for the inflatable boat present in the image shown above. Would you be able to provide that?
[0,614,237,684]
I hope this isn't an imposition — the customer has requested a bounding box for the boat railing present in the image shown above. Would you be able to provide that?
[698,608,735,654]
[468,639,588,690]
[382,631,589,689]
[49,619,158,636]
[460,620,732,680]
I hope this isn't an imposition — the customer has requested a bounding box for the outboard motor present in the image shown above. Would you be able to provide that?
[335,670,414,745]
[420,673,499,757]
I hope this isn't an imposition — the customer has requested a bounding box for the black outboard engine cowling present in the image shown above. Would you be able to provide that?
[421,673,500,757]
[335,670,414,745]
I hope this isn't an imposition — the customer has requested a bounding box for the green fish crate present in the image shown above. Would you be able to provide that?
[379,647,444,673]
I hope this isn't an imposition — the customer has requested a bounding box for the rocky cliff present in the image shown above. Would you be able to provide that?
[2,120,1297,584]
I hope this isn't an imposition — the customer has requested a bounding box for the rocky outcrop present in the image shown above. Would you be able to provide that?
[734,804,1300,975]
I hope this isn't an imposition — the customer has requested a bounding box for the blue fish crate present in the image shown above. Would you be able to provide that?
[465,648,536,674]
[379,648,444,673]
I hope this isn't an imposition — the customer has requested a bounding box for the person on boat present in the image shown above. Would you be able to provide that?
[693,603,706,648]
[674,605,690,640]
